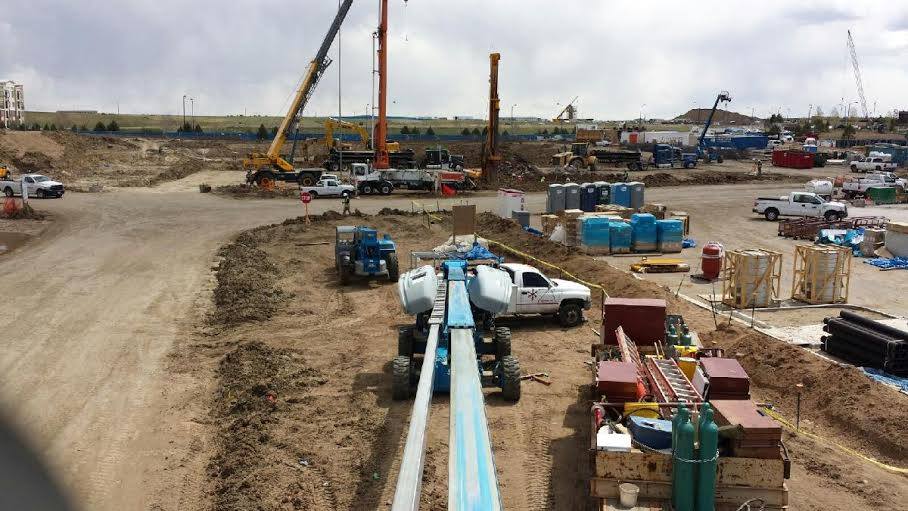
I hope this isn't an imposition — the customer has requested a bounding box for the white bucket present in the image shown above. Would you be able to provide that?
[618,482,640,508]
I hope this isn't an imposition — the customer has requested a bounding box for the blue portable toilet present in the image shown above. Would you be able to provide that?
[611,182,630,207]
[564,182,581,210]
[580,182,599,212]
[628,182,645,210]
[594,181,610,204]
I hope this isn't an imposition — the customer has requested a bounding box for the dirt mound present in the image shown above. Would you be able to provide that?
[149,158,204,185]
[674,108,757,124]
[211,237,288,326]
[209,341,326,511]
[213,184,299,199]
[495,169,798,192]
[701,326,908,465]
[0,131,65,159]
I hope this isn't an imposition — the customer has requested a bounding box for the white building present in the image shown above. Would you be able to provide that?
[0,81,25,129]
[620,130,695,146]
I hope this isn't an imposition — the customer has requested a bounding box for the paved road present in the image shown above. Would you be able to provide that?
[0,176,901,509]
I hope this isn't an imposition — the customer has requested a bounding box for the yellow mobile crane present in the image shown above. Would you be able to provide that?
[243,0,353,187]
[324,117,370,150]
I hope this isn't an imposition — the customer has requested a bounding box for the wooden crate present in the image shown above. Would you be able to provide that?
[721,249,782,309]
[791,244,851,304]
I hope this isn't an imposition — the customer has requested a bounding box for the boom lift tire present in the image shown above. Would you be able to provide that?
[398,326,414,357]
[493,327,512,358]
[385,252,399,281]
[338,262,352,285]
[392,355,412,400]
[500,355,521,402]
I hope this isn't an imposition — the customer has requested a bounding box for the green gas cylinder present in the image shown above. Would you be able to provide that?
[672,407,696,511]
[671,405,688,509]
[696,407,719,511]
[667,324,680,345]
[680,325,693,346]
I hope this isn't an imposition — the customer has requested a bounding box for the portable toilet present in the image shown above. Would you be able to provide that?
[564,182,581,210]
[628,182,645,210]
[580,182,599,212]
[610,182,630,207]
[546,184,565,213]
[630,213,658,252]
[594,181,610,205]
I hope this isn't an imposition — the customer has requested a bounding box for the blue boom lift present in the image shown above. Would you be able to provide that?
[697,91,732,163]
[391,258,521,510]
[334,226,399,284]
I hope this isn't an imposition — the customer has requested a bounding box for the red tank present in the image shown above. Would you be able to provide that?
[701,241,724,280]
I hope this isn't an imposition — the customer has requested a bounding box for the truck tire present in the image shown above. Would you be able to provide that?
[255,171,275,187]
[338,263,351,285]
[569,158,585,170]
[380,183,393,195]
[398,326,414,357]
[362,184,373,195]
[308,190,318,198]
[392,356,412,400]
[3,187,12,197]
[825,211,839,222]
[684,161,694,169]
[500,355,521,402]
[36,189,45,199]
[876,166,882,171]
[764,208,780,221]
[299,174,317,186]
[850,164,858,172]
[628,162,642,171]
[385,252,399,281]
[717,155,724,164]
[494,327,512,358]
[558,301,583,327]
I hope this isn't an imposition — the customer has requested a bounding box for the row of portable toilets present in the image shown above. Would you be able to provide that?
[545,182,645,214]
[578,213,684,254]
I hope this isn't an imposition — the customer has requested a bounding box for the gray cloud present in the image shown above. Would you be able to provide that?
[2,0,907,120]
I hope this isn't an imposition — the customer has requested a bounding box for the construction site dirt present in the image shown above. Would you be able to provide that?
[1,139,907,511]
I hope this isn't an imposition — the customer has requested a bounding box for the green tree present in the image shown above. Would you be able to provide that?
[256,123,269,140]
[501,129,510,137]
[270,126,278,137]
[425,126,435,136]
[70,124,77,132]
[481,126,488,136]
[107,120,119,131]
[542,128,549,135]
[842,124,856,139]
[31,123,41,131]
[50,123,57,130]
[80,124,87,132]
[461,128,471,136]
[766,124,781,136]
[471,127,480,136]
[43,123,50,131]
[400,126,410,134]
[194,123,202,133]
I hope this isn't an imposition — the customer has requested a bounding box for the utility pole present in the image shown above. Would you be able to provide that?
[190,97,195,127]
[182,94,187,131]
[374,0,391,169]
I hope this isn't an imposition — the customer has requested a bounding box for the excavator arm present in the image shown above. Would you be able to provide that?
[243,0,353,176]
[324,117,370,149]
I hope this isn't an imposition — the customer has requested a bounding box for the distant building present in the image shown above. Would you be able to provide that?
[898,111,908,125]
[0,80,25,129]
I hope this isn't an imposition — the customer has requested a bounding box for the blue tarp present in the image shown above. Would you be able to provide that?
[462,242,499,261]
[864,257,908,270]
[816,228,864,255]
[682,238,696,249]
[863,368,908,394]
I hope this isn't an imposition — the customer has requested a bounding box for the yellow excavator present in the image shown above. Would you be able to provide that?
[324,117,370,150]
[242,0,352,187]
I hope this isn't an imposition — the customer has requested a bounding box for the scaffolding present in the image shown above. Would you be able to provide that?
[792,244,851,304]
[722,249,782,309]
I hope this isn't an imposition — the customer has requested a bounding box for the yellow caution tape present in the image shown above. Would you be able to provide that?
[485,239,609,298]
[758,405,908,474]
[410,201,443,222]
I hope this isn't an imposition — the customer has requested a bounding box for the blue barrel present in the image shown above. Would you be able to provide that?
[657,219,684,253]
[594,181,610,204]
[546,184,565,213]
[563,182,581,210]
[579,182,599,212]
[631,213,658,252]
[609,221,632,253]
[628,181,645,209]
[610,182,630,207]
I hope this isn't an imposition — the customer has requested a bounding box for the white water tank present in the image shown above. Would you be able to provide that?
[397,265,439,315]
[466,265,513,314]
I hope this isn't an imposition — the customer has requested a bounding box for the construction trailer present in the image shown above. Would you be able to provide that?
[243,0,352,187]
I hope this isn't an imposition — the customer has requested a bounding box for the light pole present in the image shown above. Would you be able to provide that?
[511,103,517,128]
[639,104,646,127]
[190,97,195,128]
[182,94,187,131]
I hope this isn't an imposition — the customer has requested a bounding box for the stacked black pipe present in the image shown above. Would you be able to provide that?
[821,311,908,376]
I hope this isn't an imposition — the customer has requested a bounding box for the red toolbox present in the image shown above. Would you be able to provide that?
[595,361,639,402]
[601,298,666,345]
[700,357,751,400]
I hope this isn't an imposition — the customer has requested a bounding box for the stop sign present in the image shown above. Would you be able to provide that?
[300,191,312,204]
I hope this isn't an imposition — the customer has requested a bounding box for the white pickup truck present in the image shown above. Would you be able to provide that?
[299,178,356,198]
[842,173,907,197]
[850,156,897,173]
[499,263,592,327]
[753,192,848,221]
[1,174,65,198]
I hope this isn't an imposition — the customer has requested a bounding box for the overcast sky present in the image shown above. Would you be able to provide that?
[2,0,907,120]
